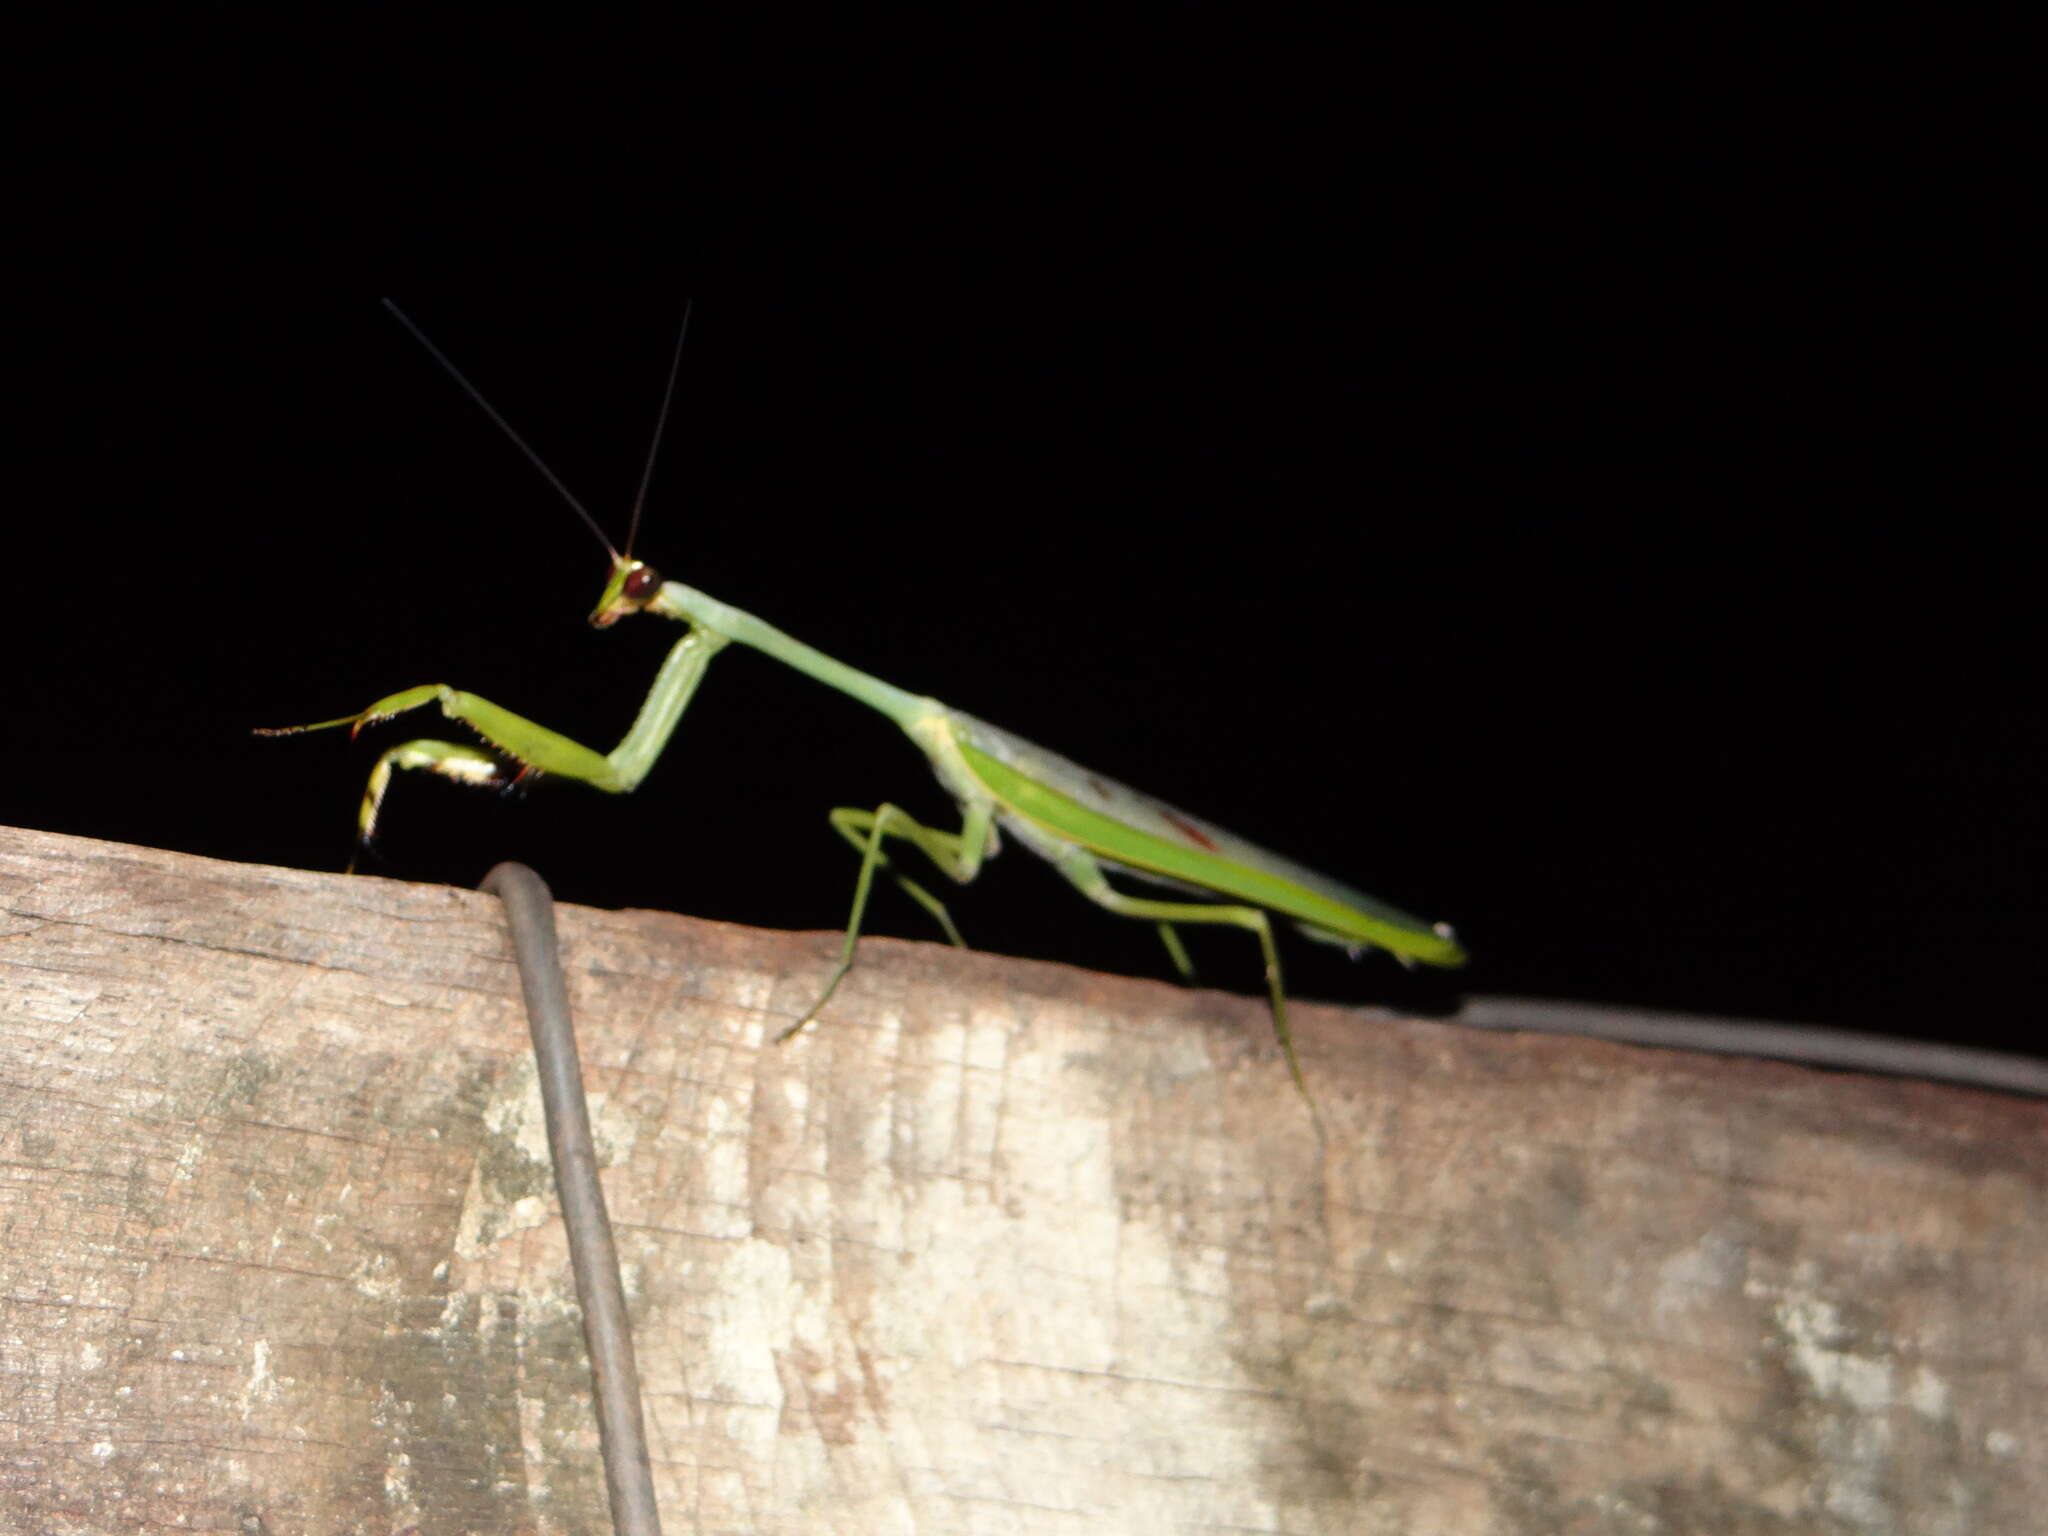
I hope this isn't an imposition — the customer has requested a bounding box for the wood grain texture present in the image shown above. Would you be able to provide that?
[2,824,2043,1534]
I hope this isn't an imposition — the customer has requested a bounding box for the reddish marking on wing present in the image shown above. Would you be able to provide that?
[1087,775,1110,800]
[1161,809,1219,851]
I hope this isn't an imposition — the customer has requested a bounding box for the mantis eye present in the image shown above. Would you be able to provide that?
[623,565,662,600]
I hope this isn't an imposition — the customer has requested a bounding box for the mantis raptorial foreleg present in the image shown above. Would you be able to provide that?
[355,739,515,857]
[259,628,730,843]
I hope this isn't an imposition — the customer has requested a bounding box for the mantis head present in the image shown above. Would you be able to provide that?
[590,557,665,629]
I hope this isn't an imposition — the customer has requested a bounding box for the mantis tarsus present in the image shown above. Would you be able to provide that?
[264,304,1468,1130]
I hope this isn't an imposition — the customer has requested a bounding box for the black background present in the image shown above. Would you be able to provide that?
[13,20,2039,1061]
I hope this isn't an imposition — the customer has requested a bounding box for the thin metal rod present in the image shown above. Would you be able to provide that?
[1455,995,2048,1097]
[481,862,662,1536]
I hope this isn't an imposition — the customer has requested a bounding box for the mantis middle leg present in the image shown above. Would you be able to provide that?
[776,798,998,1043]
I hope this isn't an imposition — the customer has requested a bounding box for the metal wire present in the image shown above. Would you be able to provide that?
[1455,994,2048,1097]
[482,863,662,1536]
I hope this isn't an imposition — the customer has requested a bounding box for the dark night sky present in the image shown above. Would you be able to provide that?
[12,21,2039,1064]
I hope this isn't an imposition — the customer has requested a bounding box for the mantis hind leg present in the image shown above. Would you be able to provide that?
[776,799,995,1044]
[1050,847,1322,1139]
[1156,923,1196,982]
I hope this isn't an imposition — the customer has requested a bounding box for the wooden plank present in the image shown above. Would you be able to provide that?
[2,824,2042,1533]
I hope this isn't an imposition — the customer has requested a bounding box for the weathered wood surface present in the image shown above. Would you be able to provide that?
[1,825,2042,1535]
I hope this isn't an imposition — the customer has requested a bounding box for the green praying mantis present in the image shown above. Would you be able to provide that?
[264,304,1468,1129]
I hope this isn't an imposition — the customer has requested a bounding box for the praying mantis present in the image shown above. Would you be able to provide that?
[264,304,1468,1128]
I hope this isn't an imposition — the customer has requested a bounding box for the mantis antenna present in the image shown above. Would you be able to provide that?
[377,297,692,563]
[622,299,691,560]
